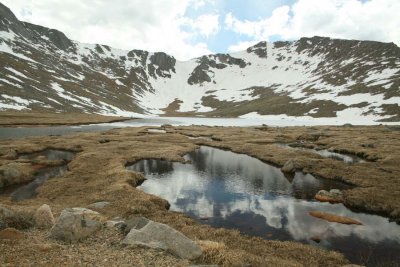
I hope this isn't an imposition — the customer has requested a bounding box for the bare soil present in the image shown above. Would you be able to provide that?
[1,122,399,266]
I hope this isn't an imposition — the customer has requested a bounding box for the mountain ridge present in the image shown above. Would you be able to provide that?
[0,2,399,122]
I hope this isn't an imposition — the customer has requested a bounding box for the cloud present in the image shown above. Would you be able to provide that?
[227,41,258,52]
[224,0,400,46]
[188,14,220,38]
[1,0,214,60]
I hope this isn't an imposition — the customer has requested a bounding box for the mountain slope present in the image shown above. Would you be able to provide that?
[0,3,399,121]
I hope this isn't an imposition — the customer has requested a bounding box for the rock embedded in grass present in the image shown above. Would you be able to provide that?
[50,208,103,242]
[122,217,202,260]
[34,204,55,229]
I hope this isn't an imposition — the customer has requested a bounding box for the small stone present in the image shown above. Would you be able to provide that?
[281,159,295,173]
[87,201,110,210]
[34,204,55,229]
[0,228,24,240]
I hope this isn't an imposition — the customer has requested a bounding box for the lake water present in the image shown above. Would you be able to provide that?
[278,143,365,164]
[1,116,398,139]
[127,146,400,266]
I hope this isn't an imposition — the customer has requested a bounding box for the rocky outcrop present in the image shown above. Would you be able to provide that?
[122,217,202,260]
[34,204,55,229]
[50,208,103,242]
[309,211,363,225]
[87,201,110,210]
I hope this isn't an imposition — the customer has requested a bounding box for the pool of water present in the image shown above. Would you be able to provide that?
[278,143,364,164]
[1,149,75,201]
[127,146,400,266]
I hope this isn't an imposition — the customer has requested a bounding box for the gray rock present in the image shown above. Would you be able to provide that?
[122,217,202,260]
[87,201,111,210]
[0,205,14,219]
[106,217,126,230]
[281,159,295,173]
[34,204,55,229]
[50,208,102,242]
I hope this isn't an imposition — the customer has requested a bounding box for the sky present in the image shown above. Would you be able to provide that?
[2,0,400,60]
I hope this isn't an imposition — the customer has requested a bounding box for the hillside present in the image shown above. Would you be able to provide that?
[0,3,399,121]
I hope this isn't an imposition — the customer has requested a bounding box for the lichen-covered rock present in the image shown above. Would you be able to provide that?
[34,204,55,229]
[122,217,202,260]
[50,208,102,242]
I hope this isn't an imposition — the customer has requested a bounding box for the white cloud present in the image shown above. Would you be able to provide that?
[1,0,214,60]
[189,14,220,38]
[227,40,258,52]
[225,0,400,46]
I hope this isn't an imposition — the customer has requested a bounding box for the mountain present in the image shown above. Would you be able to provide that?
[0,3,399,122]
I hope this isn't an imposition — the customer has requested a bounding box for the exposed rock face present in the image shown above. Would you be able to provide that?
[309,211,363,225]
[315,189,343,203]
[122,217,202,260]
[281,159,296,173]
[34,204,55,229]
[50,208,102,242]
[247,41,267,58]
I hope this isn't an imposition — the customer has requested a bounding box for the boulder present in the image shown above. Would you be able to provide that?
[50,208,102,242]
[34,204,55,229]
[315,189,343,203]
[0,227,24,240]
[309,211,362,225]
[281,159,295,173]
[122,217,202,260]
[87,201,110,210]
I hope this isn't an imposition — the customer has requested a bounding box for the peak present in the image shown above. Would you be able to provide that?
[0,2,19,23]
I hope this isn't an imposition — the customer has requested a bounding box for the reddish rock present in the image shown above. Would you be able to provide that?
[309,211,363,225]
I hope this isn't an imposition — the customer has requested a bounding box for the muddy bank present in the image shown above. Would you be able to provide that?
[0,111,131,127]
[1,125,399,266]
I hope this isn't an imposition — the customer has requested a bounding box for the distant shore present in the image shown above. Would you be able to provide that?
[0,111,133,127]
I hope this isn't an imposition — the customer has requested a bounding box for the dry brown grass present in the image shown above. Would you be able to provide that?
[1,123,399,266]
[0,111,131,126]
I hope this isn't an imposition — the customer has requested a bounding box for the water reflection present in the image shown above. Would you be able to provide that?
[278,143,364,163]
[2,150,75,201]
[128,146,400,265]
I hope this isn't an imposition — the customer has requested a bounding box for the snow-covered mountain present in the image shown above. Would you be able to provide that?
[0,3,399,122]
